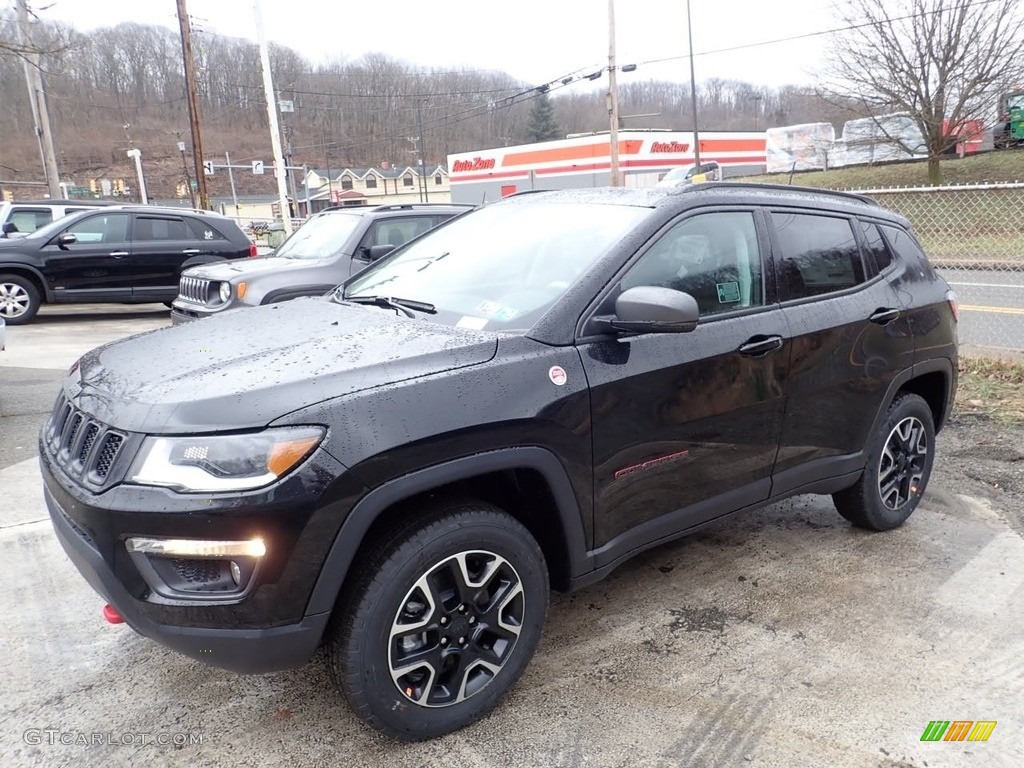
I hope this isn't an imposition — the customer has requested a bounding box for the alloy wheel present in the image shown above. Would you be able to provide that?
[877,416,928,510]
[0,282,30,319]
[389,550,525,708]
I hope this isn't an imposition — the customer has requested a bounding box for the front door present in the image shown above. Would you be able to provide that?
[580,209,788,564]
[41,212,134,300]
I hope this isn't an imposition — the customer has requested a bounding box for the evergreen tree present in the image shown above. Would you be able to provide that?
[527,92,562,143]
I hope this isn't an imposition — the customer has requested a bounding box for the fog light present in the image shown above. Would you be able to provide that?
[125,537,266,559]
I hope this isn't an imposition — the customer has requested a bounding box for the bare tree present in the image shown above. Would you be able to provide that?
[822,0,1024,185]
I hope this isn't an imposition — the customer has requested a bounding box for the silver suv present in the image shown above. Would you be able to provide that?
[0,199,121,239]
[170,203,471,323]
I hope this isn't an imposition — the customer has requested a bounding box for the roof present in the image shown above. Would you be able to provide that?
[307,165,448,180]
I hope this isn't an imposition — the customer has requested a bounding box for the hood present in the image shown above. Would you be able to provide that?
[185,256,331,281]
[68,297,497,433]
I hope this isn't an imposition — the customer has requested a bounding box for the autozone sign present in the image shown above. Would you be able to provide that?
[452,157,497,172]
[650,141,690,153]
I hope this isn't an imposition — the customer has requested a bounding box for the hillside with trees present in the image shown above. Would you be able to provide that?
[0,14,852,200]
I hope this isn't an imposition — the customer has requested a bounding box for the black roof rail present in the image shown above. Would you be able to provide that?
[366,202,474,212]
[695,181,877,206]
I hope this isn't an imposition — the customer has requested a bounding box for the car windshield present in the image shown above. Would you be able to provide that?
[274,213,364,259]
[342,200,647,330]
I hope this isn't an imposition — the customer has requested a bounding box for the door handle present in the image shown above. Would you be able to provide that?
[869,307,900,325]
[738,335,784,357]
[109,251,129,258]
[182,249,201,255]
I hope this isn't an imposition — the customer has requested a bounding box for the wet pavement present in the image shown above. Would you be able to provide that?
[1,305,1020,767]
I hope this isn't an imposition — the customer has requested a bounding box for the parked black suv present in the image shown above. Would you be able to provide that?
[41,184,957,740]
[0,206,256,324]
[170,203,472,323]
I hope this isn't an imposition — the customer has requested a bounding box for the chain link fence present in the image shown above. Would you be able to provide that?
[853,183,1024,355]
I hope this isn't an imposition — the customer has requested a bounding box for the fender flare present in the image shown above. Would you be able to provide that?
[303,446,591,616]
[869,357,954,440]
[261,284,337,305]
[0,262,52,301]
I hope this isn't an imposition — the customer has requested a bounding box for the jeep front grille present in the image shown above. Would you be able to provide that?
[46,394,127,485]
[179,275,211,304]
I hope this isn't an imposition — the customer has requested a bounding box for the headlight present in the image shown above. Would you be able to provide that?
[127,426,325,492]
[218,282,231,303]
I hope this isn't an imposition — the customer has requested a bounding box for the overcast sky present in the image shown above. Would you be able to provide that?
[31,0,834,89]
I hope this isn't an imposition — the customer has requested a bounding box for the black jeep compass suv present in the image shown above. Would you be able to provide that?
[40,184,958,740]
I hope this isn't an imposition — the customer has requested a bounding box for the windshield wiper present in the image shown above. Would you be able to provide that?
[342,295,436,317]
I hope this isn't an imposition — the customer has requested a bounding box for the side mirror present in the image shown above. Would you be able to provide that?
[595,285,700,334]
[367,244,396,261]
[56,233,78,248]
[1,222,17,236]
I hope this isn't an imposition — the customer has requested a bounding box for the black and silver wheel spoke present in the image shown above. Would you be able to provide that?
[389,549,525,708]
[877,416,929,510]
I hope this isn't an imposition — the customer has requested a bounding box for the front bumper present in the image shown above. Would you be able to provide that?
[39,424,358,674]
[47,485,329,673]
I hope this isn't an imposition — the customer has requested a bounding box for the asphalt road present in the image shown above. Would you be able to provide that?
[1,305,1022,768]
[941,268,1024,354]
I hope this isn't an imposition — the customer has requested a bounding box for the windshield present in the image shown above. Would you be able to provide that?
[343,200,647,330]
[274,212,363,259]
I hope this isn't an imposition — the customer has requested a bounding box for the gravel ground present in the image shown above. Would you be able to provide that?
[934,412,1024,535]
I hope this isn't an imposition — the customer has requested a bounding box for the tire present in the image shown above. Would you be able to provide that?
[328,500,549,741]
[833,393,935,531]
[0,273,41,325]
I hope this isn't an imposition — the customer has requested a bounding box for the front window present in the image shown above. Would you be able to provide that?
[402,174,414,187]
[366,175,378,189]
[341,176,354,190]
[66,213,130,243]
[273,212,364,260]
[343,201,648,330]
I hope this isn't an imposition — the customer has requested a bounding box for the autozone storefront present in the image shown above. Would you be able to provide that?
[447,130,766,204]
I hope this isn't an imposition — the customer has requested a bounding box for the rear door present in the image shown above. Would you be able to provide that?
[129,213,210,300]
[41,212,134,300]
[769,209,912,495]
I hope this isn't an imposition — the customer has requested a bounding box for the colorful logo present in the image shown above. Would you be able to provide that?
[920,721,996,742]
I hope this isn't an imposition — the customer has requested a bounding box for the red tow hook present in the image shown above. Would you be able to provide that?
[103,603,125,625]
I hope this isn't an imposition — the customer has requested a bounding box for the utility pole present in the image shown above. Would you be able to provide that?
[686,0,701,169]
[282,122,299,211]
[607,0,622,187]
[224,151,239,213]
[254,0,293,234]
[16,0,60,199]
[416,100,429,202]
[176,0,209,209]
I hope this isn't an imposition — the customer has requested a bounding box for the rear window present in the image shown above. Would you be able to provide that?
[879,224,935,278]
[771,212,865,300]
[186,218,229,242]
[858,220,893,273]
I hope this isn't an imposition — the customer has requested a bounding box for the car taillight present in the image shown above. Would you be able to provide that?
[248,243,258,258]
[946,290,959,323]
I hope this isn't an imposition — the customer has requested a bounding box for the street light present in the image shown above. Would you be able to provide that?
[177,140,197,208]
[126,148,148,205]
